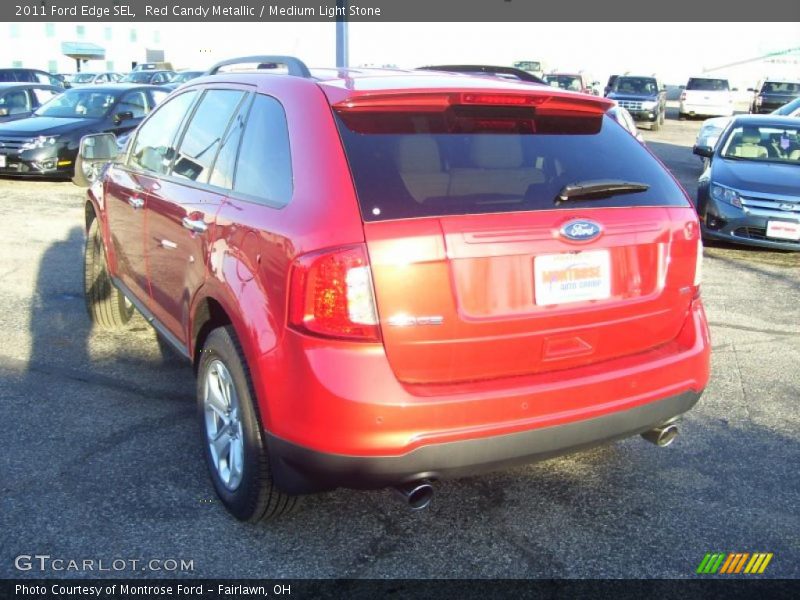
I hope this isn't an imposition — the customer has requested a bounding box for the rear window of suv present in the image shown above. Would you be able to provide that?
[334,106,689,222]
[686,78,729,91]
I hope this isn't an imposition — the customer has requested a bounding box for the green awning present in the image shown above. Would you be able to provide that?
[61,42,105,61]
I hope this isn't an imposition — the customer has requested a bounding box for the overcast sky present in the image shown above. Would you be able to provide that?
[157,21,798,84]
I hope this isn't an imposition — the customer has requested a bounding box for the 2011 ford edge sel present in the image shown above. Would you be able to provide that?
[76,56,710,521]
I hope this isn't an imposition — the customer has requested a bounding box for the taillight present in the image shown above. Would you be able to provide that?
[693,239,703,296]
[288,244,380,342]
[680,92,687,101]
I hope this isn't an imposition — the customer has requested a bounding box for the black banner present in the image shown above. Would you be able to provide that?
[1,0,795,22]
[1,579,799,600]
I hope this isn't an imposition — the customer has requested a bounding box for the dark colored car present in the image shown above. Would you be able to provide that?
[121,70,176,85]
[75,55,709,521]
[606,75,667,131]
[0,83,62,123]
[771,96,800,118]
[163,70,205,90]
[0,84,169,178]
[0,68,66,89]
[603,74,619,97]
[695,115,800,250]
[750,80,800,114]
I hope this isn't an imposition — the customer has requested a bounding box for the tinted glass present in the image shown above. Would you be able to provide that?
[719,123,800,164]
[117,90,148,118]
[34,89,117,118]
[686,78,729,91]
[129,90,197,175]
[171,89,244,183]
[613,77,658,95]
[762,81,800,94]
[0,90,31,113]
[233,94,293,206]
[208,96,249,189]
[335,108,689,222]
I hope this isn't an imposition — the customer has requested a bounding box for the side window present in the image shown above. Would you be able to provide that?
[32,88,57,106]
[0,90,31,114]
[150,89,168,108]
[208,96,250,189]
[129,90,197,175]
[117,90,149,118]
[171,89,245,183]
[233,94,293,206]
[34,72,51,84]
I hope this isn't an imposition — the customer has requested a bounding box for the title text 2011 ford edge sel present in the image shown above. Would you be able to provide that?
[76,56,710,521]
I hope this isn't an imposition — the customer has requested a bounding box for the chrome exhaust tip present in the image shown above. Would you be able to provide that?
[641,422,679,447]
[392,480,434,510]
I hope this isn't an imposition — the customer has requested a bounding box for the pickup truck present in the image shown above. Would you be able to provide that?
[679,77,734,118]
[750,80,800,114]
[605,75,667,131]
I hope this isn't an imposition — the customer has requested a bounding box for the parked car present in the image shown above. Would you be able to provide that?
[695,115,800,250]
[163,70,205,90]
[544,72,594,95]
[70,72,123,86]
[73,56,709,521]
[693,116,733,167]
[750,80,800,114]
[603,75,619,97]
[512,60,546,80]
[772,97,800,117]
[606,75,667,131]
[0,84,168,178]
[607,103,645,142]
[132,62,174,72]
[120,70,176,85]
[0,83,62,122]
[0,68,66,89]
[679,77,734,119]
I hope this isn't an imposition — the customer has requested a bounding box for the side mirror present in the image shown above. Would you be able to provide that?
[732,87,739,92]
[0,107,8,117]
[72,133,118,187]
[113,110,134,124]
[693,145,713,158]
[746,88,755,92]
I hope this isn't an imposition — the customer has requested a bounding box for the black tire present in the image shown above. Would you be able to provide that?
[84,218,134,330]
[678,111,687,121]
[651,117,661,132]
[197,326,298,522]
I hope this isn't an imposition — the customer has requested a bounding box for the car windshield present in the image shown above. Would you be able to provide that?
[546,75,582,91]
[513,61,541,72]
[773,97,800,116]
[761,81,800,94]
[720,123,800,164]
[334,108,688,222]
[73,73,96,83]
[686,78,729,91]
[122,72,153,83]
[613,77,658,95]
[34,89,117,118]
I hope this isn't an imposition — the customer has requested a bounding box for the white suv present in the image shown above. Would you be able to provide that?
[679,77,734,118]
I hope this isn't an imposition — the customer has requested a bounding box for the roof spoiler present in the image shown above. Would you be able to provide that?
[205,55,312,78]
[418,65,545,84]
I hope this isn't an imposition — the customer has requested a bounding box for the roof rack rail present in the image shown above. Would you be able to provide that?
[205,55,312,78]
[417,64,545,84]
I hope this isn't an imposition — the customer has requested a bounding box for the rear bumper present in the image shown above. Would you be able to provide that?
[680,102,734,117]
[267,389,702,493]
[260,300,711,493]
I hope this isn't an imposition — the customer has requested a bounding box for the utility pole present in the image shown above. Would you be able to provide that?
[336,0,349,68]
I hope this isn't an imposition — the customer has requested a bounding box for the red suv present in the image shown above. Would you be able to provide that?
[77,56,710,521]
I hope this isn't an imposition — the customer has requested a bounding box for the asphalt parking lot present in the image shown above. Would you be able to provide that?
[1,107,798,579]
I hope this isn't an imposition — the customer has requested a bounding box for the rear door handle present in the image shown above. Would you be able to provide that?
[182,217,208,233]
[128,196,144,209]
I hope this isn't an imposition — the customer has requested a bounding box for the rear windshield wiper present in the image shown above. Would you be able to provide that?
[555,180,650,205]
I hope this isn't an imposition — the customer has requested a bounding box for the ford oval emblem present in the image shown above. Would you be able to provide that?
[560,219,602,242]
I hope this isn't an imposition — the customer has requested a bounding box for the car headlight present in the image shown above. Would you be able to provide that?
[640,100,657,109]
[21,135,58,151]
[710,183,743,208]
